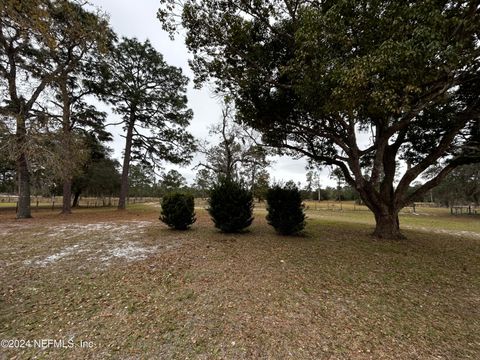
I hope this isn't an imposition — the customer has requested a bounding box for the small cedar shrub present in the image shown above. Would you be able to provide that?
[208,178,254,233]
[266,184,305,235]
[160,192,196,230]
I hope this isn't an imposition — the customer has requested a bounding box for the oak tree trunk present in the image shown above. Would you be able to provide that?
[357,186,405,240]
[372,211,404,240]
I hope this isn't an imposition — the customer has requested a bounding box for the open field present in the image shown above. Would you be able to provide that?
[303,204,480,237]
[1,204,479,359]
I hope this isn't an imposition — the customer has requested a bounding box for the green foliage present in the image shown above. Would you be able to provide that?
[0,156,15,193]
[129,164,155,197]
[160,192,196,230]
[160,169,187,194]
[208,178,254,233]
[266,184,305,235]
[0,125,14,193]
[93,37,196,168]
[92,37,196,209]
[252,169,270,201]
[194,168,214,198]
[427,164,480,206]
[72,134,120,199]
[0,0,114,218]
[159,0,480,238]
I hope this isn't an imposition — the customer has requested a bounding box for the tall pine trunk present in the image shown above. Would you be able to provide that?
[16,114,31,219]
[118,114,135,210]
[60,79,73,214]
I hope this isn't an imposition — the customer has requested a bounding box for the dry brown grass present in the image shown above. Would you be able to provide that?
[1,205,479,359]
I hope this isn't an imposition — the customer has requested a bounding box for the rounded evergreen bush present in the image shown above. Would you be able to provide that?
[208,178,254,233]
[160,192,196,230]
[266,184,305,235]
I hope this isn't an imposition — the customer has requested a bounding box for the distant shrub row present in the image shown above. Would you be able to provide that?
[160,178,305,235]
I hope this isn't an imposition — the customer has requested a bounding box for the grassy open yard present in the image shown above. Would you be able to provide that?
[1,204,479,359]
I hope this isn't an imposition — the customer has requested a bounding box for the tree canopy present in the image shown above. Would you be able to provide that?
[427,163,480,206]
[47,0,113,214]
[93,37,196,209]
[160,169,187,193]
[197,100,270,185]
[159,0,480,238]
[0,0,112,217]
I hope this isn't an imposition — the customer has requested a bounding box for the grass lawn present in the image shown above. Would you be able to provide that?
[302,204,480,235]
[1,205,479,359]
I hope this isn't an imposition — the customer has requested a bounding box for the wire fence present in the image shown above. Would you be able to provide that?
[1,195,477,216]
[0,195,161,210]
[302,201,454,214]
[450,205,479,215]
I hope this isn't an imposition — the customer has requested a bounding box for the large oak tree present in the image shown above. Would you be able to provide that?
[0,0,111,218]
[159,0,480,239]
[0,0,65,218]
[47,1,112,214]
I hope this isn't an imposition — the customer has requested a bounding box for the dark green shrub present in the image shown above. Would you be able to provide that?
[266,184,305,235]
[208,178,254,233]
[160,192,196,230]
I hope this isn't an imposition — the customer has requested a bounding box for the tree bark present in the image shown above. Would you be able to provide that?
[355,185,405,240]
[118,114,135,210]
[16,114,31,219]
[17,152,31,219]
[72,191,81,208]
[372,211,404,240]
[60,77,73,215]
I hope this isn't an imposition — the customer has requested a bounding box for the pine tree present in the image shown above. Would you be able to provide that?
[208,178,254,233]
[266,184,305,235]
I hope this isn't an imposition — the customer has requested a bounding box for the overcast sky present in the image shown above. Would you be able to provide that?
[88,0,336,187]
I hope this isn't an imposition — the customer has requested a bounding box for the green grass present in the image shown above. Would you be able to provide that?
[304,204,480,234]
[0,206,479,358]
[0,202,16,207]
